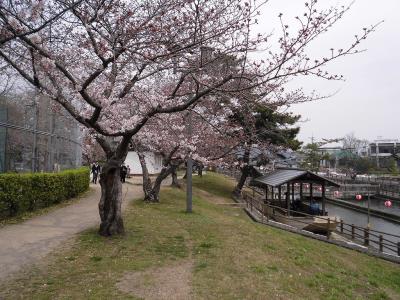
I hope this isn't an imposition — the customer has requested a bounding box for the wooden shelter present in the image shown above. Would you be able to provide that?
[250,168,340,216]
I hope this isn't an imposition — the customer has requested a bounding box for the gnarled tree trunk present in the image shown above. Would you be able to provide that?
[233,146,251,197]
[138,149,181,202]
[147,169,168,202]
[232,165,251,197]
[137,152,155,201]
[98,158,124,236]
[171,165,181,188]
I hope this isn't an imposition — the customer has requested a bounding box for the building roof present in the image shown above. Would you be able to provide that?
[251,168,340,188]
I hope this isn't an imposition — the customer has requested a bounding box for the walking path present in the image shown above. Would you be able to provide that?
[0,179,144,281]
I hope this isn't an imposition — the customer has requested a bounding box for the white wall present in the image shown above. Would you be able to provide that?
[124,151,163,175]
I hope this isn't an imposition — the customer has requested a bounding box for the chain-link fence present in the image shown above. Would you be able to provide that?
[0,94,82,173]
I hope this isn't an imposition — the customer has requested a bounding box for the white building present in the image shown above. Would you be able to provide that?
[369,138,399,157]
[369,138,399,168]
[124,151,163,175]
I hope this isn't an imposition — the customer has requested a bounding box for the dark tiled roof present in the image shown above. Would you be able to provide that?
[251,168,340,187]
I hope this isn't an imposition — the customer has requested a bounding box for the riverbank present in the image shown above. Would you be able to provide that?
[1,173,399,299]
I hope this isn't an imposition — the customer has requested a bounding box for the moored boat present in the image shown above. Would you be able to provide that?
[266,204,339,233]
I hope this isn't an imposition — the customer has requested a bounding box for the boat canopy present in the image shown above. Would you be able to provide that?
[250,168,340,188]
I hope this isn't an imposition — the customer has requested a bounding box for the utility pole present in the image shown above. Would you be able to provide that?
[186,110,193,213]
[310,134,315,144]
[31,99,39,172]
[367,192,371,229]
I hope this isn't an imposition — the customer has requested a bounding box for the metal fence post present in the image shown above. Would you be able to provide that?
[261,203,264,223]
[364,228,369,246]
[379,235,383,252]
[327,218,330,240]
[351,224,355,240]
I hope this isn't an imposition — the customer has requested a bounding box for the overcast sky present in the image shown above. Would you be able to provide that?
[256,0,400,144]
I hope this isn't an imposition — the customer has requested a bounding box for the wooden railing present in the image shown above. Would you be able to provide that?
[337,221,400,255]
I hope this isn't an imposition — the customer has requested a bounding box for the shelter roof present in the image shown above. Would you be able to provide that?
[251,168,340,188]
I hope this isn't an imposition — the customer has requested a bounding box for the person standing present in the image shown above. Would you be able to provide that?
[91,162,99,184]
[96,163,101,176]
[120,164,127,183]
[198,162,203,177]
[126,165,131,178]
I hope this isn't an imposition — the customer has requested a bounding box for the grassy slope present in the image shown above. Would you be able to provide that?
[1,173,399,299]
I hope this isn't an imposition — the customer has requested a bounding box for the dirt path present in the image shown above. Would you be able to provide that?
[0,178,144,281]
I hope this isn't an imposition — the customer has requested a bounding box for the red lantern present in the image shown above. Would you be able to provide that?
[385,200,392,208]
[355,194,362,201]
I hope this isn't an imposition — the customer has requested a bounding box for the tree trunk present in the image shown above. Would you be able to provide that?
[233,145,251,197]
[233,165,251,197]
[144,167,173,202]
[138,153,177,202]
[171,166,181,188]
[137,152,156,202]
[98,158,124,236]
[198,165,203,177]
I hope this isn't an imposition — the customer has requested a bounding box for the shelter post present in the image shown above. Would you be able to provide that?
[271,186,274,202]
[278,185,282,206]
[286,182,290,216]
[300,183,303,201]
[265,186,269,204]
[322,181,326,216]
[292,182,295,202]
[310,183,313,208]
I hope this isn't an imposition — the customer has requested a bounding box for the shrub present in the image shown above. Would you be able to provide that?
[0,167,90,219]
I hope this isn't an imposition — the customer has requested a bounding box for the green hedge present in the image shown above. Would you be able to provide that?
[0,167,90,219]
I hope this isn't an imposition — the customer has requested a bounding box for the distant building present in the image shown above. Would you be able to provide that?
[369,138,399,168]
[124,151,163,175]
[235,146,266,166]
[369,138,399,156]
[0,94,82,173]
[317,147,342,169]
[274,150,300,169]
[235,146,300,170]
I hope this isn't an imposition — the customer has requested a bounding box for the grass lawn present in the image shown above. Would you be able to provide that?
[1,172,399,299]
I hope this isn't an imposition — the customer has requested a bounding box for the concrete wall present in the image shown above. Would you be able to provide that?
[124,151,163,175]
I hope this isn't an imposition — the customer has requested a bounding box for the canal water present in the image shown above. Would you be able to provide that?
[325,200,400,255]
[343,197,400,216]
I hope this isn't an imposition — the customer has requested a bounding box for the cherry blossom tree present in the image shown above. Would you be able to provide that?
[0,0,377,235]
[82,131,105,165]
[133,110,225,202]
[132,113,187,202]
